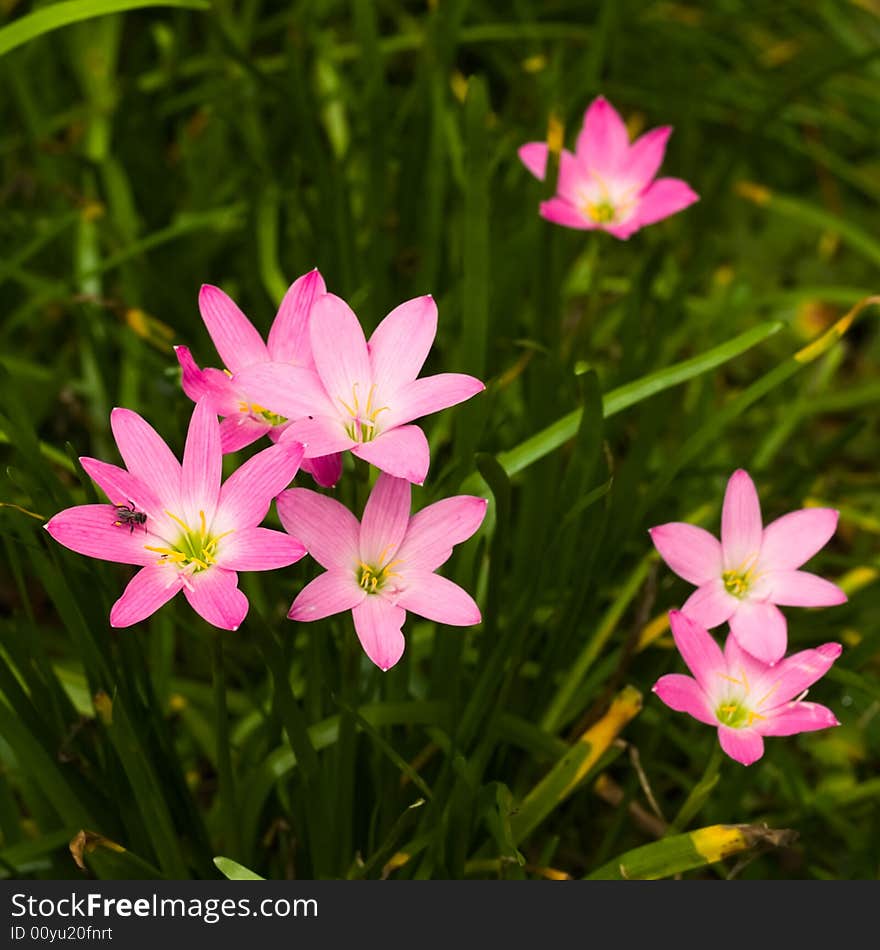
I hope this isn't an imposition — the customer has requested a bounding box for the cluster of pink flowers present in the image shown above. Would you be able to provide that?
[650,470,846,765]
[46,272,487,670]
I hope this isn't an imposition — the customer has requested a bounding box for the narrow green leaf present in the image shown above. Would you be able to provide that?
[214,856,265,881]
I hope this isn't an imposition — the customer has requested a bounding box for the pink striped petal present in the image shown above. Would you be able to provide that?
[729,599,787,665]
[181,399,222,527]
[79,457,163,522]
[182,567,248,630]
[758,701,839,737]
[633,177,698,227]
[368,295,438,399]
[668,610,725,694]
[217,526,305,571]
[761,643,842,707]
[233,362,336,421]
[219,414,271,453]
[382,373,485,430]
[110,564,183,627]
[267,269,326,365]
[283,415,355,458]
[309,294,372,413]
[622,126,671,187]
[764,570,847,608]
[577,96,630,176]
[649,522,722,585]
[300,452,343,488]
[215,440,304,532]
[395,571,481,626]
[46,505,157,566]
[652,674,715,725]
[276,488,360,571]
[351,425,430,485]
[518,142,548,180]
[539,197,594,230]
[175,346,241,415]
[721,469,763,570]
[352,596,406,671]
[758,508,839,571]
[110,408,181,511]
[198,285,268,373]
[396,496,488,571]
[289,570,365,622]
[360,473,411,566]
[681,580,738,629]
[717,726,764,765]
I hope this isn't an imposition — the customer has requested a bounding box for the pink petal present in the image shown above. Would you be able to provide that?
[368,295,438,399]
[219,414,271,453]
[729,599,787,665]
[395,571,480,626]
[110,564,183,627]
[283,415,355,458]
[360,473,411,566]
[758,508,839,571]
[351,425,430,484]
[604,219,643,241]
[723,634,773,695]
[276,488,360,571]
[621,125,671,187]
[288,570,365,622]
[633,177,699,228]
[717,726,764,766]
[110,408,181,512]
[576,96,630,176]
[763,570,847,608]
[79,457,164,522]
[539,197,594,230]
[233,362,336,421]
[721,469,763,570]
[182,567,248,630]
[266,268,326,365]
[759,642,842,707]
[757,701,839,737]
[309,293,372,414]
[181,399,222,527]
[652,674,715,725]
[300,452,343,488]
[668,609,725,694]
[649,522,722,585]
[45,505,157,566]
[395,495,488,571]
[198,284,268,373]
[352,596,406,671]
[218,526,305,571]
[214,439,304,532]
[556,150,588,205]
[175,346,241,415]
[518,142,548,180]
[681,579,738,629]
[381,373,485,430]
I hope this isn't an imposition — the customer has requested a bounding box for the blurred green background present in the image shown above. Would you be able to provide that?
[1,0,878,880]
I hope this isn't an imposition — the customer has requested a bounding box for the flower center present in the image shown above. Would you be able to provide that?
[145,510,233,573]
[240,401,287,427]
[339,383,389,443]
[715,697,765,729]
[586,199,617,224]
[357,558,401,594]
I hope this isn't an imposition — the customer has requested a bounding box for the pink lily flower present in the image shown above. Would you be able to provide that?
[175,269,342,487]
[234,293,485,485]
[45,400,306,631]
[518,95,698,239]
[277,473,487,670]
[650,469,846,665]
[654,610,841,766]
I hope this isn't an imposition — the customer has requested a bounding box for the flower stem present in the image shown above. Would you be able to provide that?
[212,632,240,857]
[667,742,724,836]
